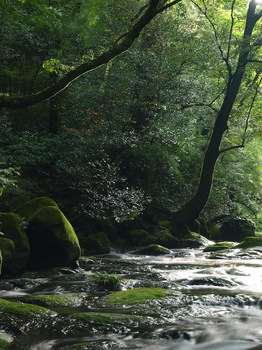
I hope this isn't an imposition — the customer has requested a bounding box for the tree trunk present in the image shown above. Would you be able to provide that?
[171,0,262,227]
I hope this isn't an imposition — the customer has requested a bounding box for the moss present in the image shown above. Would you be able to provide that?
[208,223,221,241]
[90,271,123,291]
[105,287,170,305]
[204,241,235,252]
[235,236,262,249]
[0,213,30,274]
[0,338,10,349]
[27,206,80,269]
[180,232,211,248]
[134,244,171,256]
[127,229,150,246]
[71,312,146,324]
[145,228,179,248]
[83,232,110,255]
[14,196,58,222]
[28,293,85,308]
[0,298,50,317]
[0,238,15,274]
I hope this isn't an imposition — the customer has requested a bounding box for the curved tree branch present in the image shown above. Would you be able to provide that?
[0,0,181,110]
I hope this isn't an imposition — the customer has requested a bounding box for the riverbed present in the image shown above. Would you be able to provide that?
[1,247,262,350]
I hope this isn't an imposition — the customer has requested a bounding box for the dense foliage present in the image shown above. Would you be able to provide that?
[0,0,261,231]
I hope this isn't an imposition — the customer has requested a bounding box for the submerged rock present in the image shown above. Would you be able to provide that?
[28,293,86,308]
[70,311,147,325]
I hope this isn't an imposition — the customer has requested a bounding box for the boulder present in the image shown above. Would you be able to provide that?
[236,236,262,249]
[208,223,221,241]
[145,227,179,248]
[26,205,80,269]
[0,213,30,274]
[0,237,15,274]
[15,196,58,221]
[221,217,255,242]
[133,244,172,256]
[180,232,211,248]
[204,241,236,252]
[81,232,110,255]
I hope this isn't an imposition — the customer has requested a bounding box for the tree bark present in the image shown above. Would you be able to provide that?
[171,0,262,226]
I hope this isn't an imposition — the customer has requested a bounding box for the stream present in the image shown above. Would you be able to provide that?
[1,247,262,350]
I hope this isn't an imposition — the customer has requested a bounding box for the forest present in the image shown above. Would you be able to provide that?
[0,1,262,349]
[1,0,262,241]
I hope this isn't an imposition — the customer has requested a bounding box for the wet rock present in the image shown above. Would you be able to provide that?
[204,241,236,252]
[28,293,86,308]
[132,244,172,256]
[186,277,233,287]
[235,236,262,249]
[0,297,52,318]
[180,232,211,248]
[105,287,171,305]
[0,213,30,274]
[221,217,255,242]
[70,311,148,325]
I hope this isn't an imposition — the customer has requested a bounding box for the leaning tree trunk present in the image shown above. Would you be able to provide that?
[171,0,262,227]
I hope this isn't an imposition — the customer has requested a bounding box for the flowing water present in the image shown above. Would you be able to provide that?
[1,247,262,350]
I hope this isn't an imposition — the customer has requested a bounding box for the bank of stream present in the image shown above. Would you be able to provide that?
[1,247,262,350]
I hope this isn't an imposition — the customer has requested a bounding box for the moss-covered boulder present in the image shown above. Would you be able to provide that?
[105,287,171,305]
[208,223,221,240]
[15,196,58,221]
[26,205,80,269]
[203,241,236,252]
[28,293,86,308]
[133,244,172,256]
[0,237,15,274]
[0,213,30,274]
[221,217,255,242]
[127,229,150,246]
[145,227,179,248]
[80,232,110,256]
[198,217,209,238]
[0,297,51,318]
[235,236,262,249]
[180,232,211,248]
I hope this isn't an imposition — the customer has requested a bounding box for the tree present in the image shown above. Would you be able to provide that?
[0,0,181,109]
[171,0,262,226]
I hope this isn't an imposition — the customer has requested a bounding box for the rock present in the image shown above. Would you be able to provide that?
[208,223,221,240]
[70,312,147,325]
[235,236,262,249]
[221,217,255,242]
[105,287,171,305]
[0,237,15,274]
[204,241,236,252]
[15,196,58,221]
[133,244,172,256]
[145,227,179,248]
[26,205,81,269]
[127,229,150,246]
[81,232,110,255]
[28,293,86,308]
[0,213,30,274]
[180,232,211,248]
[198,217,209,238]
[0,297,52,318]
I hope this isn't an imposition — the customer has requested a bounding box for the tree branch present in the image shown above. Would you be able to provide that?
[0,0,181,110]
